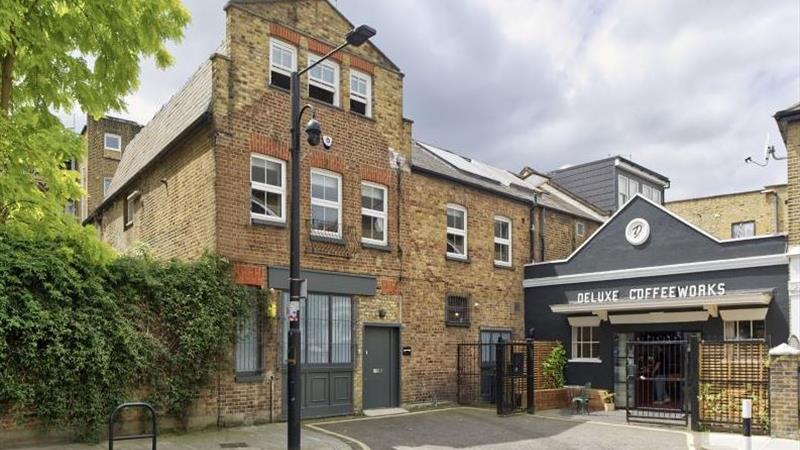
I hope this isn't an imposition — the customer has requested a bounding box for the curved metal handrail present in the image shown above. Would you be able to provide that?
[108,402,157,450]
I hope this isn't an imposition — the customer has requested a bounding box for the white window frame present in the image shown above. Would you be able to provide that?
[269,38,296,83]
[125,191,139,228]
[575,220,586,238]
[653,189,662,204]
[618,174,629,207]
[308,55,340,106]
[446,203,468,260]
[642,184,653,201]
[361,181,387,246]
[570,326,601,362]
[628,178,640,198]
[250,154,287,224]
[493,215,512,267]
[731,221,756,239]
[349,69,372,117]
[103,177,113,197]
[724,320,766,340]
[310,168,342,238]
[104,133,121,152]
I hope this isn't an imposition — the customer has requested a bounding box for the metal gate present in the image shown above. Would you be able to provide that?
[625,339,690,424]
[457,340,534,415]
[696,340,770,433]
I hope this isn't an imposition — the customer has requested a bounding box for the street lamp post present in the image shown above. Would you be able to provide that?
[286,24,376,450]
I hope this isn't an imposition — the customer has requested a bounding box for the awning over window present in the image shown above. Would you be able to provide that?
[550,290,772,325]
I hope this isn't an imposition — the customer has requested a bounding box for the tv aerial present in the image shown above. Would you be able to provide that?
[745,133,787,167]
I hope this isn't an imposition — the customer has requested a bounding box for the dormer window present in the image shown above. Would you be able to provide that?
[350,70,371,117]
[308,55,339,106]
[270,38,296,90]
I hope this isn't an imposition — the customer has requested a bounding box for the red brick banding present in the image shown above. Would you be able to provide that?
[249,133,289,161]
[360,165,392,186]
[350,56,374,74]
[307,150,344,173]
[269,23,301,46]
[233,263,264,287]
[307,38,343,62]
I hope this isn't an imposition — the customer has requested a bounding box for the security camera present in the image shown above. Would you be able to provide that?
[322,135,333,150]
[305,118,321,146]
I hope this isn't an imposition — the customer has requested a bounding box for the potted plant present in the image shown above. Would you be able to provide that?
[601,391,615,412]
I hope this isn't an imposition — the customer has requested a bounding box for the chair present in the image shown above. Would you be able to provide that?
[571,382,592,414]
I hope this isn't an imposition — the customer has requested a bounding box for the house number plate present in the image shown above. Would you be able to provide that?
[372,368,383,374]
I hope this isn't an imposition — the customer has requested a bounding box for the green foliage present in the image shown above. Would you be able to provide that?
[0,0,190,237]
[0,227,247,440]
[541,342,567,389]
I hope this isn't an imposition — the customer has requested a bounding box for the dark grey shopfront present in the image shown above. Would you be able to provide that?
[524,196,790,405]
[270,267,384,418]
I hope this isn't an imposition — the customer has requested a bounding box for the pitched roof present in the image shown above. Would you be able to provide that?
[93,57,215,218]
[411,141,540,203]
[537,181,608,222]
[774,100,800,120]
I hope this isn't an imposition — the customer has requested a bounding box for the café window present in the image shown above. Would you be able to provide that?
[269,38,296,90]
[724,320,765,340]
[445,295,470,327]
[731,221,755,239]
[571,326,600,361]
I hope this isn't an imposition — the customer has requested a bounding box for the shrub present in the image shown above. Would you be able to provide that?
[541,342,567,389]
[0,227,248,439]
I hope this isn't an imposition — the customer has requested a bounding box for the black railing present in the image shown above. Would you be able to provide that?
[625,339,690,424]
[457,340,534,415]
[108,402,157,450]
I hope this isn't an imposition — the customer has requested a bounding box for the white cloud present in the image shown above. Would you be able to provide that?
[78,0,799,200]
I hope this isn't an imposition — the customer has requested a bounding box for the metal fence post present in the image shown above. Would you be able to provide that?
[526,339,535,414]
[456,343,462,405]
[496,337,505,415]
[688,335,700,431]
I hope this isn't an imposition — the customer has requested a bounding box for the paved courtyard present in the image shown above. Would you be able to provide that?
[310,407,691,450]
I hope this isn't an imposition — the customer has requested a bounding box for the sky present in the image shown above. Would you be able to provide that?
[70,0,800,201]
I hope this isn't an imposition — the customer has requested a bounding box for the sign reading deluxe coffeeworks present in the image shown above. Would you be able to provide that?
[573,283,727,304]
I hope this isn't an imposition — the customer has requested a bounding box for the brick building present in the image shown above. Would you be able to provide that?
[74,0,610,426]
[665,184,788,240]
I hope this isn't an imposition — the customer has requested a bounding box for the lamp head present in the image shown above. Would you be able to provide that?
[305,117,321,146]
[346,25,376,47]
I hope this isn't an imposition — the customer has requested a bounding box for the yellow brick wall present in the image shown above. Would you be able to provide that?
[101,126,217,259]
[532,207,601,262]
[784,120,800,245]
[665,186,787,240]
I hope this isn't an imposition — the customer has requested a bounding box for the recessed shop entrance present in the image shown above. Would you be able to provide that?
[616,332,692,424]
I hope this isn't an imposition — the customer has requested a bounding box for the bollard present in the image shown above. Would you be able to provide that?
[741,398,752,437]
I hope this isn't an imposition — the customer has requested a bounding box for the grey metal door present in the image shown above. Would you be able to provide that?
[363,326,399,409]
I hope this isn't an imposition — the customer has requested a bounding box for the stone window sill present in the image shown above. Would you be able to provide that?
[361,242,391,252]
[235,373,264,384]
[310,233,346,246]
[446,254,470,264]
[251,217,287,228]
[493,263,514,271]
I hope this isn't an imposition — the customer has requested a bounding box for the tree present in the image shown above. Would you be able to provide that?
[0,0,190,238]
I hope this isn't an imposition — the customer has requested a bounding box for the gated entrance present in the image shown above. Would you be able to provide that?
[623,335,690,424]
[457,339,534,415]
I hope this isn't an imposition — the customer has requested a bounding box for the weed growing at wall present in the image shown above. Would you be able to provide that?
[0,227,247,440]
[541,342,567,389]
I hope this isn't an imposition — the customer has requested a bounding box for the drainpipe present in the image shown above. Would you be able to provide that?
[539,208,547,262]
[529,205,536,263]
[773,191,780,233]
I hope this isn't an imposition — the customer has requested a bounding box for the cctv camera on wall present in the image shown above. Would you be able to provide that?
[322,135,333,150]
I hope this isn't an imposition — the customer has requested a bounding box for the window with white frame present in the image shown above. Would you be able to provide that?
[361,182,387,245]
[653,189,662,204]
[349,70,371,117]
[731,221,755,239]
[308,55,339,106]
[494,216,511,266]
[104,133,121,152]
[724,320,765,340]
[269,38,296,90]
[250,155,286,223]
[446,204,467,259]
[124,192,138,228]
[642,184,653,200]
[571,326,600,360]
[618,175,629,207]
[103,177,113,197]
[575,220,586,238]
[628,178,639,199]
[310,169,341,237]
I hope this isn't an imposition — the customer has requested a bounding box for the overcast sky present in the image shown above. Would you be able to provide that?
[78,0,800,200]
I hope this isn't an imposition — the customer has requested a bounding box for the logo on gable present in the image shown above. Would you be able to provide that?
[625,218,650,246]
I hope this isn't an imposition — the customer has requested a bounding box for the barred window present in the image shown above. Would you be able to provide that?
[445,295,470,327]
[236,288,264,377]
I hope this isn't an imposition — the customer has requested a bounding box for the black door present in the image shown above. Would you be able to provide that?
[363,326,399,409]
